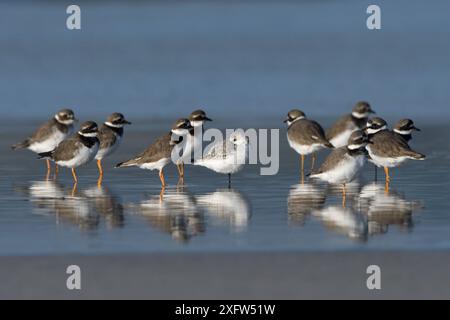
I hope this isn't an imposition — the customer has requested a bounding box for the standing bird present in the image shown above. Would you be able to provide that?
[326,101,375,148]
[393,119,421,143]
[366,117,425,189]
[373,118,421,181]
[37,121,100,184]
[115,119,193,188]
[195,131,249,188]
[176,110,213,180]
[285,109,333,181]
[95,113,131,184]
[310,130,369,206]
[12,109,77,177]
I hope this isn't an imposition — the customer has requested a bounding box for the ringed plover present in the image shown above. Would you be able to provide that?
[115,119,192,188]
[326,101,375,148]
[95,113,131,183]
[285,109,333,181]
[38,121,100,184]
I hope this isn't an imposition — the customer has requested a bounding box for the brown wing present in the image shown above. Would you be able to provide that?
[313,147,348,174]
[326,114,354,140]
[52,136,80,162]
[119,133,173,166]
[288,119,331,146]
[30,118,57,142]
[370,131,422,158]
[98,125,117,150]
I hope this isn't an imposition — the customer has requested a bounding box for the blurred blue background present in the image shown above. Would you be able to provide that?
[0,0,449,121]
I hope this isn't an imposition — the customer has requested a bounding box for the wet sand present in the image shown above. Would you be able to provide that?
[1,251,449,299]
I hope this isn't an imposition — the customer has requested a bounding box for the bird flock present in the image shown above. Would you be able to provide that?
[12,101,425,202]
[285,101,425,205]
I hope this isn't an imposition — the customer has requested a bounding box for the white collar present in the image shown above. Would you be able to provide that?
[367,126,387,135]
[78,132,97,138]
[105,121,124,128]
[352,112,369,119]
[55,114,74,125]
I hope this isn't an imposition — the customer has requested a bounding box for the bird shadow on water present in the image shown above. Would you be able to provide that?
[287,180,423,242]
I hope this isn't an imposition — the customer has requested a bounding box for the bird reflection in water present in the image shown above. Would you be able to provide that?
[132,187,205,243]
[196,188,251,232]
[287,180,422,241]
[327,181,362,207]
[358,182,423,235]
[313,205,368,241]
[83,185,125,229]
[19,180,128,231]
[287,182,326,226]
[52,184,100,231]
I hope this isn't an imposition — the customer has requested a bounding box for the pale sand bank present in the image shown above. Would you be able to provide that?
[1,251,449,299]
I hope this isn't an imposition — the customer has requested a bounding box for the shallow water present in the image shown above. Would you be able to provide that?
[1,120,449,255]
[1,0,450,255]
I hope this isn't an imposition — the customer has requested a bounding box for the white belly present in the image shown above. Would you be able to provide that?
[312,154,366,184]
[197,158,245,174]
[96,136,121,160]
[330,129,356,148]
[29,130,68,153]
[287,137,324,156]
[196,147,248,174]
[366,146,409,168]
[57,143,99,169]
[139,158,171,171]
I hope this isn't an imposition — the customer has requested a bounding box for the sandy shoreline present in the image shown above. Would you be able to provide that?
[1,251,449,299]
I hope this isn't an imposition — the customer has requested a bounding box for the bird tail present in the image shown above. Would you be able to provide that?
[11,139,31,150]
[115,159,138,168]
[406,151,426,160]
[37,151,54,160]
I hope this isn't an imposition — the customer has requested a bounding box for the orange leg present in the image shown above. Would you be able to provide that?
[300,155,305,183]
[176,162,184,179]
[385,181,390,194]
[97,159,104,177]
[384,167,391,183]
[45,159,51,180]
[54,164,59,179]
[71,182,78,197]
[71,168,78,184]
[97,160,104,186]
[159,169,166,188]
[159,186,166,203]
[311,153,317,171]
